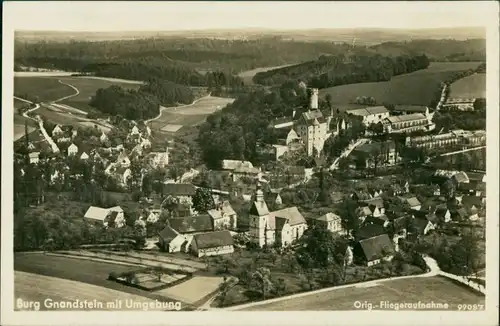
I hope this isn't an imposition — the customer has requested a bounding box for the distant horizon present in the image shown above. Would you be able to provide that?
[4,2,497,32]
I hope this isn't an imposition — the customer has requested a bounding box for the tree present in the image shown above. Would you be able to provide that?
[251,267,273,299]
[192,187,216,214]
[338,198,360,236]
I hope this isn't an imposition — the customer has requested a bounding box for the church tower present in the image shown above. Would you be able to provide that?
[248,182,270,247]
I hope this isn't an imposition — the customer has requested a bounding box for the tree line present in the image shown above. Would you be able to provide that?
[252,54,430,87]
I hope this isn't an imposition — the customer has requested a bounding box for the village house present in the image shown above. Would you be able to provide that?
[149,149,169,168]
[353,234,395,266]
[84,206,126,228]
[466,171,487,183]
[433,204,452,224]
[346,106,390,126]
[207,201,238,230]
[52,124,64,136]
[356,206,373,223]
[452,171,470,185]
[450,207,472,222]
[458,181,486,197]
[168,214,214,234]
[28,152,40,164]
[221,159,254,171]
[191,230,235,258]
[461,195,483,220]
[163,183,197,209]
[130,125,140,136]
[158,226,189,253]
[249,183,308,247]
[398,196,422,211]
[67,143,78,156]
[382,113,435,134]
[232,165,262,182]
[116,150,131,168]
[411,212,436,236]
[307,212,345,234]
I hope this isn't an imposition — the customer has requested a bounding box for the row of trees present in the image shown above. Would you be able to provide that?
[252,54,430,87]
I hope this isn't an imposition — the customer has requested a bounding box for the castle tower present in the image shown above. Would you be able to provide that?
[309,88,319,110]
[255,181,264,202]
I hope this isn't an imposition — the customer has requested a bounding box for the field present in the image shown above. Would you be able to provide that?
[15,271,159,311]
[156,276,224,304]
[240,276,484,311]
[449,73,486,98]
[238,64,297,85]
[148,95,235,134]
[14,76,142,111]
[319,62,483,106]
[14,253,174,302]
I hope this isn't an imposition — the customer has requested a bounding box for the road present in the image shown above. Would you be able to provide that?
[219,256,484,311]
[329,138,369,171]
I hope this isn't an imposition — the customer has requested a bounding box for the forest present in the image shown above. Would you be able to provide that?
[252,54,431,87]
[89,78,197,120]
[14,37,484,86]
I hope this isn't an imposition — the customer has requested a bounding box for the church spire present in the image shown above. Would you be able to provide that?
[255,181,264,202]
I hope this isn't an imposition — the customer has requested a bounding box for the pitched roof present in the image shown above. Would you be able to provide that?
[452,172,469,184]
[357,206,373,217]
[207,201,237,220]
[451,208,469,220]
[358,234,395,262]
[399,196,421,207]
[222,160,254,171]
[466,172,486,182]
[158,225,179,243]
[461,195,483,209]
[250,200,270,217]
[413,218,432,234]
[169,215,214,234]
[302,109,326,125]
[356,224,386,240]
[271,117,294,128]
[347,106,389,116]
[84,206,110,221]
[310,212,341,222]
[163,183,197,196]
[392,216,409,231]
[193,230,234,249]
[270,206,306,226]
[386,113,427,124]
[392,105,428,113]
[364,215,388,226]
[361,197,384,208]
[434,205,449,218]
[275,216,289,231]
[459,181,486,192]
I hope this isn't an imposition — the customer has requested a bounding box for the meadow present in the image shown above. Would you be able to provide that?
[319,62,483,106]
[148,96,235,134]
[14,76,142,111]
[449,73,486,98]
[238,64,297,85]
[241,276,484,311]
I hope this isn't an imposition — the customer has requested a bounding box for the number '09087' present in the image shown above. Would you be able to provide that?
[457,304,484,311]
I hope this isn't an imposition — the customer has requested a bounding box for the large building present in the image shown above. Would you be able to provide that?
[352,141,398,168]
[295,108,332,156]
[382,113,435,134]
[346,106,390,126]
[406,129,486,149]
[248,183,308,247]
[442,98,475,112]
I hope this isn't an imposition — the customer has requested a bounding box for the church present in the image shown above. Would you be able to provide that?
[248,183,308,248]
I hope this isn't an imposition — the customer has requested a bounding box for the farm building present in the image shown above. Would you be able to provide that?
[207,201,238,230]
[382,113,435,134]
[307,212,345,234]
[158,226,189,253]
[346,106,390,126]
[84,206,126,228]
[442,98,475,111]
[191,230,235,258]
[168,214,214,234]
[353,234,395,266]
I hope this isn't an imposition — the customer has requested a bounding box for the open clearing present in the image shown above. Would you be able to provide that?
[15,271,158,311]
[14,77,75,103]
[238,64,297,85]
[240,276,484,311]
[320,62,483,106]
[14,253,174,302]
[148,96,235,133]
[449,73,486,98]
